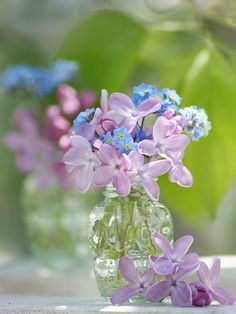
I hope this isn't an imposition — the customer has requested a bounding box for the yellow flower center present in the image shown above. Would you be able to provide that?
[124,143,131,150]
[119,134,125,140]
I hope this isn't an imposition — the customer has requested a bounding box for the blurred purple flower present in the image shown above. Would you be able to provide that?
[138,116,190,160]
[109,92,161,132]
[4,108,55,189]
[146,267,193,307]
[63,135,100,192]
[151,232,199,276]
[58,84,81,116]
[197,258,235,305]
[92,144,130,196]
[111,256,156,305]
[190,282,212,307]
[78,89,97,110]
[129,151,171,200]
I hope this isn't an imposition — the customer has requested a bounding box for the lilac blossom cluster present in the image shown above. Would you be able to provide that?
[4,84,96,190]
[63,83,211,199]
[111,232,235,307]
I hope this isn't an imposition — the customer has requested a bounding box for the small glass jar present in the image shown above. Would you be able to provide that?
[21,174,102,270]
[89,184,173,301]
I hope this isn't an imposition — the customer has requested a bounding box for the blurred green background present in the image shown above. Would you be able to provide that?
[0,0,236,262]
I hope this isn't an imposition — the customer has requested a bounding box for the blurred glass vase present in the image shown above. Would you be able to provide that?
[89,184,173,301]
[22,174,102,270]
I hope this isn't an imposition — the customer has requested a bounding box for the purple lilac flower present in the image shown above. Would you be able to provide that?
[190,282,212,307]
[58,84,81,116]
[111,256,156,305]
[138,116,190,161]
[146,267,194,307]
[63,135,100,192]
[109,92,161,132]
[129,151,171,200]
[151,232,199,276]
[75,89,117,140]
[197,258,235,305]
[92,144,130,196]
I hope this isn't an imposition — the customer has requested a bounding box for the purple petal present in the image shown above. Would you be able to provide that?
[70,135,92,152]
[210,287,235,305]
[77,123,97,141]
[169,164,193,187]
[171,281,192,307]
[138,140,156,156]
[100,89,109,113]
[197,261,210,285]
[119,116,138,133]
[153,256,176,276]
[172,235,193,260]
[99,144,119,165]
[111,285,139,305]
[113,169,131,197]
[135,97,161,117]
[152,117,172,144]
[209,257,221,286]
[143,159,171,177]
[63,147,88,167]
[119,256,140,283]
[180,253,200,272]
[140,176,160,200]
[129,151,144,170]
[92,165,114,187]
[152,232,172,257]
[145,280,171,302]
[149,256,158,267]
[162,134,190,153]
[109,92,135,116]
[75,163,93,192]
[142,268,156,285]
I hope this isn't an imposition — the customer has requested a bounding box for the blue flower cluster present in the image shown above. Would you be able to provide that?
[0,59,79,98]
[179,106,211,141]
[132,82,181,115]
[103,127,137,154]
[73,108,95,132]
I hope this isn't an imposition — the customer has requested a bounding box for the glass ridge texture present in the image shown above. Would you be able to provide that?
[89,184,173,301]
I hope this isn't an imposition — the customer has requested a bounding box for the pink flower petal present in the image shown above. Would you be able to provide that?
[119,116,138,132]
[162,134,190,153]
[109,92,135,116]
[142,268,156,285]
[135,97,161,117]
[143,159,171,177]
[152,232,172,257]
[152,117,172,144]
[75,163,93,192]
[140,176,160,200]
[119,256,140,283]
[209,257,221,286]
[77,123,96,141]
[138,140,156,156]
[113,170,131,197]
[210,287,235,305]
[169,164,193,187]
[70,135,92,152]
[99,144,119,165]
[92,165,114,187]
[63,147,88,166]
[129,151,144,170]
[197,261,210,285]
[100,89,109,113]
[172,235,193,260]
[111,285,139,305]
[180,252,200,272]
[145,280,171,302]
[153,256,176,276]
[171,281,192,307]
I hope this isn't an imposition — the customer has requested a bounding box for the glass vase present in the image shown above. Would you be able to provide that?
[21,174,102,270]
[89,184,173,301]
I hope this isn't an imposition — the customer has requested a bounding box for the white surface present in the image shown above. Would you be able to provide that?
[0,295,235,314]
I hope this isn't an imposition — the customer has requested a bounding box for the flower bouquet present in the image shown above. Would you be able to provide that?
[2,60,102,269]
[63,82,216,300]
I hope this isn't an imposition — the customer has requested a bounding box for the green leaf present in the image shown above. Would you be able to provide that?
[56,10,146,92]
[160,48,236,225]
